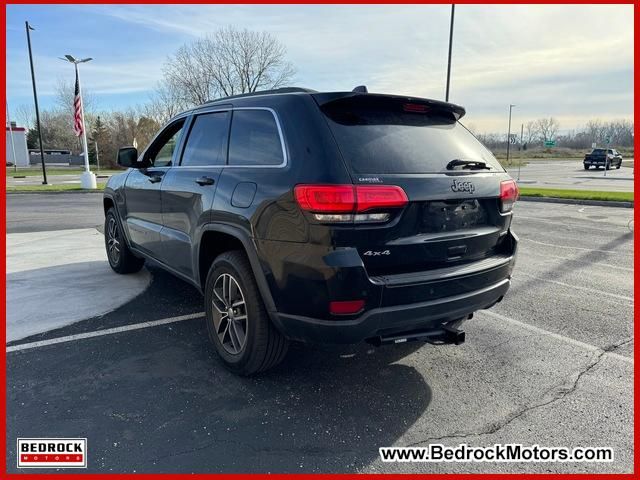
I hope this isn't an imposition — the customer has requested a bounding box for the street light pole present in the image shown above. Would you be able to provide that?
[61,54,95,189]
[506,104,515,166]
[445,4,455,102]
[25,21,47,184]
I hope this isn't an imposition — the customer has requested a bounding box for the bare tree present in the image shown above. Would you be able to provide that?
[13,104,35,128]
[535,117,559,142]
[144,80,189,124]
[161,26,295,107]
[55,77,97,118]
[523,120,539,144]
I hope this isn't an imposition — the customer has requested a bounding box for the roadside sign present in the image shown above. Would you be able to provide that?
[509,134,517,145]
[605,136,611,145]
[544,140,556,148]
[591,142,597,149]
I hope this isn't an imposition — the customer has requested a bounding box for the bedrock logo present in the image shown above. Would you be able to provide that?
[17,438,87,468]
[451,180,475,194]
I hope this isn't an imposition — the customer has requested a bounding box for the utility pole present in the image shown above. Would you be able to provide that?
[95,141,100,173]
[518,123,524,181]
[506,104,515,166]
[25,21,47,184]
[445,4,455,102]
[6,101,18,172]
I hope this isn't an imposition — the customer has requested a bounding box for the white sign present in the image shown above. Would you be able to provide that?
[17,438,87,468]
[592,142,597,149]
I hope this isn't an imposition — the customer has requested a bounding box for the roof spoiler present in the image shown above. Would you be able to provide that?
[312,91,466,120]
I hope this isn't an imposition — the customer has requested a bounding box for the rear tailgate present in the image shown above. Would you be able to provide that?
[314,93,516,277]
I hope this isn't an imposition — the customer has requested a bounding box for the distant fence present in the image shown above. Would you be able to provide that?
[29,154,85,166]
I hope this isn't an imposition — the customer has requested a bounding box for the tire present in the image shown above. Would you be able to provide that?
[616,162,621,169]
[205,250,288,375]
[584,164,589,170]
[105,208,145,274]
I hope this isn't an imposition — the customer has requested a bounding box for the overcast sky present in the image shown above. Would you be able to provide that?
[6,4,634,133]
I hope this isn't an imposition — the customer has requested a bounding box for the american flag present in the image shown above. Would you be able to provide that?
[73,68,83,137]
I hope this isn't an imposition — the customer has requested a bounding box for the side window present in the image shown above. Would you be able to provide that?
[145,120,185,167]
[228,109,284,166]
[180,111,230,167]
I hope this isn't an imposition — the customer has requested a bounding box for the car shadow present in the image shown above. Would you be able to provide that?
[7,265,432,473]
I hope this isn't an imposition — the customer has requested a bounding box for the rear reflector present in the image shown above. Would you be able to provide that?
[294,185,408,213]
[329,300,365,315]
[500,179,519,212]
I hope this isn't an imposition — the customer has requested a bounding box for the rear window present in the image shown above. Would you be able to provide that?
[320,97,503,174]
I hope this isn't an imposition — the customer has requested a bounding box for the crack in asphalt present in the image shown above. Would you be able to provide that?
[406,337,633,446]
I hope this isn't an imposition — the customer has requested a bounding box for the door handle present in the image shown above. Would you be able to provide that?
[196,176,215,186]
[148,175,162,184]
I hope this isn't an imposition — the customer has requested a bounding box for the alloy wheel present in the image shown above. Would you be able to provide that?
[107,217,121,265]
[211,273,248,355]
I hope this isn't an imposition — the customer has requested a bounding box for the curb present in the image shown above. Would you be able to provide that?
[6,190,104,195]
[519,196,633,209]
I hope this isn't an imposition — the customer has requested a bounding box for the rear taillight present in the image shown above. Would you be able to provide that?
[500,179,519,213]
[294,184,408,223]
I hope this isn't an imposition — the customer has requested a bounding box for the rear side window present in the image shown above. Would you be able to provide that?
[228,109,284,166]
[181,111,230,167]
[321,97,503,174]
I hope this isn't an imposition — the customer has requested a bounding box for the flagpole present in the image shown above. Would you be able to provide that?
[76,64,91,176]
[63,54,96,189]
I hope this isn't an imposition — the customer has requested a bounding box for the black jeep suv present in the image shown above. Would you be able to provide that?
[104,87,518,375]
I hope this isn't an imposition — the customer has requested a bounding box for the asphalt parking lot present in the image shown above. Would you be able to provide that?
[506,159,634,192]
[6,193,634,473]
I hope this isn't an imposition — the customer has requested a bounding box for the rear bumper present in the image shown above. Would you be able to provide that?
[261,230,518,344]
[274,276,511,344]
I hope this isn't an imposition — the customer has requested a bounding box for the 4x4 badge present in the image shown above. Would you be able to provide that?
[451,180,475,194]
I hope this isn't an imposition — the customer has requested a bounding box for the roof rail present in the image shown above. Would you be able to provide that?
[204,87,317,104]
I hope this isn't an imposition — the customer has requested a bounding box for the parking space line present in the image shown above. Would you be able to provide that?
[6,312,205,353]
[479,310,633,365]
[516,215,632,233]
[517,272,634,302]
[522,251,633,272]
[522,238,633,255]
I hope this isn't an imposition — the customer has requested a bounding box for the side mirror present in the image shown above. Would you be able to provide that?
[117,147,139,168]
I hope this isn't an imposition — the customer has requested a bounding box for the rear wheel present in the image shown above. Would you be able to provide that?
[105,208,144,274]
[584,164,589,170]
[205,250,288,375]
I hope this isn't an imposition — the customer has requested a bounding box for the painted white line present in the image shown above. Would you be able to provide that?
[522,238,633,255]
[479,310,633,365]
[522,251,633,272]
[6,312,205,353]
[516,215,632,234]
[516,272,634,302]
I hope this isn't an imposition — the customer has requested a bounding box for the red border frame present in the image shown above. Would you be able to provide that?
[1,2,637,478]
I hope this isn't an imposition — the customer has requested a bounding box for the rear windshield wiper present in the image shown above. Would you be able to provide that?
[446,159,491,170]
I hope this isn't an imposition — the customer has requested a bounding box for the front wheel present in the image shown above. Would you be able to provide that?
[584,164,590,170]
[205,250,288,375]
[104,208,145,274]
